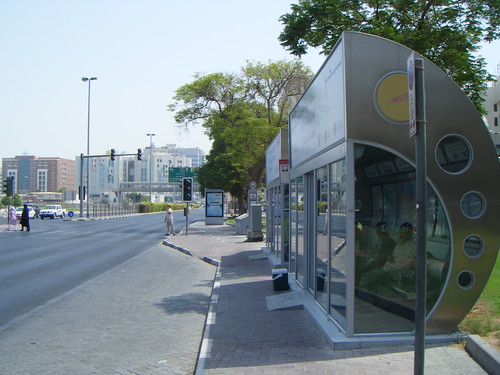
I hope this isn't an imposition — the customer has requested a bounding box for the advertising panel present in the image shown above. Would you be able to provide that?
[205,190,224,217]
[290,39,345,168]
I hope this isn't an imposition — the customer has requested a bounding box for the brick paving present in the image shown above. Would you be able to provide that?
[165,222,488,375]
[0,218,492,374]
[0,243,215,375]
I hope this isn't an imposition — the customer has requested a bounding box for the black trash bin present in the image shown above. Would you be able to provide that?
[272,268,289,291]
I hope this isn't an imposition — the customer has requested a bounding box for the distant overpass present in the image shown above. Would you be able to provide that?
[119,182,199,193]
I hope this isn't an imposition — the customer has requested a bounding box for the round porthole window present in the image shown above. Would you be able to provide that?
[457,270,475,290]
[435,135,472,174]
[463,235,484,258]
[461,192,486,219]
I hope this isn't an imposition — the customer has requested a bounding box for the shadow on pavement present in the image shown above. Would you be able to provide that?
[154,292,211,316]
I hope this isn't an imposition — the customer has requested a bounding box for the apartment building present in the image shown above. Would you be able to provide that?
[484,75,500,154]
[2,155,76,194]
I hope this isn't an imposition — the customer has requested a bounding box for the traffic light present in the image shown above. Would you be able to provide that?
[110,148,116,161]
[137,148,142,160]
[182,177,193,202]
[2,178,8,195]
[2,177,14,196]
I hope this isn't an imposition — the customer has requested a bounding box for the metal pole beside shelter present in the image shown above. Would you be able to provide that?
[414,57,427,375]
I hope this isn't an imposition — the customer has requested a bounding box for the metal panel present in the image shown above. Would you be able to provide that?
[342,31,500,333]
[290,39,346,168]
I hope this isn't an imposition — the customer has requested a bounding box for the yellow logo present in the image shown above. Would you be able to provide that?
[374,73,409,124]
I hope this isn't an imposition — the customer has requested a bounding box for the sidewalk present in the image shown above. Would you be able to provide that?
[164,222,496,375]
[0,242,216,375]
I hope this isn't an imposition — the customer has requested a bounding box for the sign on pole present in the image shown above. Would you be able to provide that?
[169,167,196,182]
[407,52,417,137]
[279,159,290,184]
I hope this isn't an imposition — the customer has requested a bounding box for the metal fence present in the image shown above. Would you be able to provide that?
[90,203,139,218]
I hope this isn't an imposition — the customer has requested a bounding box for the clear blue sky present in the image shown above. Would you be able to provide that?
[1,0,498,162]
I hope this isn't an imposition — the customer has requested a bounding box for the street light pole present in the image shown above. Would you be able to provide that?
[82,76,97,218]
[147,133,156,203]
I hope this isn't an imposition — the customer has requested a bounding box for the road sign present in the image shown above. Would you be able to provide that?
[408,52,417,137]
[279,159,290,184]
[169,167,196,182]
[68,211,75,218]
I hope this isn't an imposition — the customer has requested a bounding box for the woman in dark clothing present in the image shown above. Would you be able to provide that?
[20,204,30,232]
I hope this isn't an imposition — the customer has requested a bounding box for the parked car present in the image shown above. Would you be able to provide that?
[27,204,40,218]
[15,206,36,219]
[39,205,67,219]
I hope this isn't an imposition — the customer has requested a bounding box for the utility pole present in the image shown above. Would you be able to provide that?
[408,52,427,375]
[147,133,156,203]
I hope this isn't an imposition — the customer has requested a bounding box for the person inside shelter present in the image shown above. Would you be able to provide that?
[359,222,416,296]
[356,222,397,278]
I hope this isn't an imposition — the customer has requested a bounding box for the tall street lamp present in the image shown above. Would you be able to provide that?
[147,133,155,203]
[82,76,97,218]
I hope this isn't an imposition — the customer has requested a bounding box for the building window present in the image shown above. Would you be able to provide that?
[495,117,498,127]
[494,103,498,112]
[37,169,48,192]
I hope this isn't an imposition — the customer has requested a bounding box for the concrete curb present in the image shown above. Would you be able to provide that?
[162,240,220,267]
[466,335,500,374]
[194,268,221,375]
[161,239,221,375]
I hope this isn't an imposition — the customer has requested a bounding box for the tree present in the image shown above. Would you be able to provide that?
[278,0,500,112]
[242,60,312,126]
[169,60,312,210]
[196,138,246,210]
[1,194,22,207]
[126,193,148,203]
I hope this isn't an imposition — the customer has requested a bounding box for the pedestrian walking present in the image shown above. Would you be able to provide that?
[20,204,31,232]
[164,204,175,235]
[7,206,18,231]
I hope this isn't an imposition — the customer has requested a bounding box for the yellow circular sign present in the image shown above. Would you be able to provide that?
[375,73,409,124]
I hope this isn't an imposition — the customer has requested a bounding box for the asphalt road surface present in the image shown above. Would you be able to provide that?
[0,208,204,329]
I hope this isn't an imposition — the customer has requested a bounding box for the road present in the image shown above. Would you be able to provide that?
[0,208,205,329]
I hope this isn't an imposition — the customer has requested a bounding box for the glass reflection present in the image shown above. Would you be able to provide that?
[436,135,471,173]
[283,184,290,262]
[329,160,347,327]
[354,144,451,334]
[273,186,281,260]
[315,166,329,311]
[290,180,297,276]
[296,176,305,285]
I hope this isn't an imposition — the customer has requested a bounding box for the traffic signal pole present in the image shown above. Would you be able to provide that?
[181,177,193,235]
[2,176,15,207]
[185,202,189,236]
[79,149,142,219]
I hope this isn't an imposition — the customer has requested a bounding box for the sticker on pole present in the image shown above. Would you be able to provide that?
[279,159,290,184]
[407,52,417,137]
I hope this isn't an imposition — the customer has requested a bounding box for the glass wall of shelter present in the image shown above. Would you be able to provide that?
[288,145,450,334]
[266,184,290,263]
[287,31,499,336]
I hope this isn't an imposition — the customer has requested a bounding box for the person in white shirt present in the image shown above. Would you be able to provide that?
[164,205,175,236]
[359,222,415,291]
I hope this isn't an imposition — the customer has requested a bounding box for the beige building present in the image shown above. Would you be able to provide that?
[484,75,500,154]
[2,155,76,194]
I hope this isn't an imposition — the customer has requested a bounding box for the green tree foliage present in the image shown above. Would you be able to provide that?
[278,0,500,112]
[126,192,148,203]
[169,60,312,209]
[1,194,22,207]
